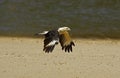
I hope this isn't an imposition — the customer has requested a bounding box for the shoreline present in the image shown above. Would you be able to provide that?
[0,37,120,78]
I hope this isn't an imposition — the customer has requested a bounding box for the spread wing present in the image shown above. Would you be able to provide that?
[43,30,59,53]
[59,31,75,52]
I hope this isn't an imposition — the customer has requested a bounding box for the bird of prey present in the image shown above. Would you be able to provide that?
[35,27,75,53]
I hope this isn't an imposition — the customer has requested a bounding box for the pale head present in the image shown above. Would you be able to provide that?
[58,27,71,32]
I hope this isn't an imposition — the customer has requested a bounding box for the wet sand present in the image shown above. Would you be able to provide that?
[0,37,120,78]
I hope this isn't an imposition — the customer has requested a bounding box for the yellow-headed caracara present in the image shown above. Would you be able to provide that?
[35,27,75,53]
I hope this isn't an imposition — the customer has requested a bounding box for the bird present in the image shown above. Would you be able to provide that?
[35,27,75,53]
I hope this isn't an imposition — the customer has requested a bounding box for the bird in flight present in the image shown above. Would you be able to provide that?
[35,27,75,53]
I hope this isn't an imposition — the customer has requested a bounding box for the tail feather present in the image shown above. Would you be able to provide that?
[35,31,48,36]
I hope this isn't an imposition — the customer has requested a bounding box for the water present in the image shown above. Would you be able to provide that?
[0,0,120,38]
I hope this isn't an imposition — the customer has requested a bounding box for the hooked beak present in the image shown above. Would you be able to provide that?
[67,28,71,31]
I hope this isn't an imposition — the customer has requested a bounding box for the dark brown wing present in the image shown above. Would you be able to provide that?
[43,30,59,53]
[43,37,55,53]
[59,31,75,52]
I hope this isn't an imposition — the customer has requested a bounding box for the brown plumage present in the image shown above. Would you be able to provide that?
[59,31,75,52]
[35,27,75,53]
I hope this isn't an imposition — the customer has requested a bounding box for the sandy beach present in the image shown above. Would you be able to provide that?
[0,37,120,78]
